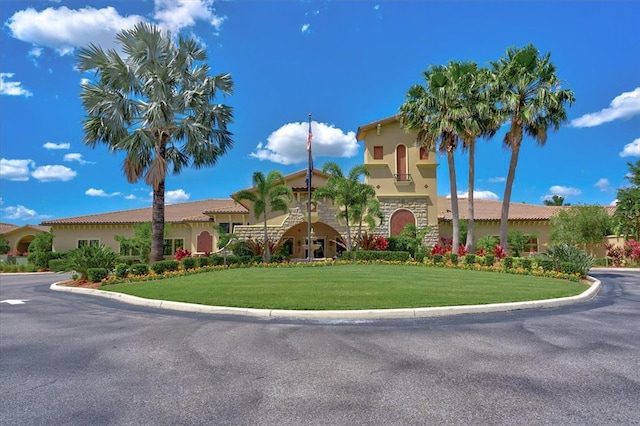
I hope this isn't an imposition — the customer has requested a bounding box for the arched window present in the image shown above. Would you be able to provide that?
[390,209,416,236]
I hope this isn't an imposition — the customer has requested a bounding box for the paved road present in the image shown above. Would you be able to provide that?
[1,270,639,425]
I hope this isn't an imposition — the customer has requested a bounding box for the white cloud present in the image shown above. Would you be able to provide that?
[153,0,226,34]
[250,121,358,165]
[164,189,190,204]
[487,176,506,183]
[6,2,225,56]
[124,194,137,200]
[85,188,121,197]
[0,159,34,181]
[0,73,33,97]
[43,142,70,150]
[610,199,618,206]
[571,87,640,128]
[301,23,311,33]
[620,137,640,157]
[31,165,77,182]
[594,178,613,192]
[63,153,94,164]
[448,190,500,200]
[5,6,144,56]
[1,204,38,220]
[547,185,582,197]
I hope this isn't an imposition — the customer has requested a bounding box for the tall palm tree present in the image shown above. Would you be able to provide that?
[77,23,234,262]
[460,66,501,253]
[233,170,293,262]
[400,61,479,254]
[313,162,370,251]
[543,195,567,206]
[491,44,575,252]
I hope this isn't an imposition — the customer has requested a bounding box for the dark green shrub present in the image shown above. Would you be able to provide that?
[342,250,411,262]
[464,254,476,265]
[237,255,254,264]
[503,257,514,269]
[150,260,179,274]
[67,244,119,280]
[539,259,554,271]
[432,254,445,264]
[197,256,210,267]
[387,237,415,255]
[181,257,197,270]
[592,258,609,267]
[27,231,55,269]
[414,247,429,263]
[130,263,149,276]
[269,254,283,263]
[209,255,225,265]
[521,258,532,270]
[114,263,129,278]
[446,253,459,265]
[87,267,107,282]
[225,255,240,265]
[484,254,496,266]
[544,244,594,277]
[48,258,70,272]
[560,261,578,275]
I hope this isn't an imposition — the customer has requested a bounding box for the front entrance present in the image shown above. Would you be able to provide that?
[304,237,325,259]
[279,221,342,260]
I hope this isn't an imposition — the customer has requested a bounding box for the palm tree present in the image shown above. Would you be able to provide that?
[400,61,479,254]
[350,183,384,240]
[459,66,500,253]
[491,44,575,252]
[543,195,567,206]
[313,162,370,251]
[77,23,234,262]
[232,170,293,262]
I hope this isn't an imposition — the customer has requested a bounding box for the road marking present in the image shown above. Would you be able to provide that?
[0,299,29,305]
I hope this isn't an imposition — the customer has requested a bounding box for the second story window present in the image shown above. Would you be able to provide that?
[373,146,383,160]
[419,146,429,160]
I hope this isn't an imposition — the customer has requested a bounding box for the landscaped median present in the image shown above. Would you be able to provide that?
[51,261,601,320]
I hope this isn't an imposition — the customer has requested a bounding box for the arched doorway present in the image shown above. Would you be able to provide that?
[16,235,35,254]
[390,209,415,236]
[280,221,344,260]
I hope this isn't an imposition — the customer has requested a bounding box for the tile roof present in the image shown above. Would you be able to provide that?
[437,197,616,221]
[0,223,50,235]
[41,199,247,226]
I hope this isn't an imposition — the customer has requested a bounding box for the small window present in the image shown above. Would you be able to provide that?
[218,222,230,233]
[232,223,243,232]
[526,236,539,253]
[419,147,429,160]
[373,146,383,160]
[163,238,185,256]
[78,239,99,248]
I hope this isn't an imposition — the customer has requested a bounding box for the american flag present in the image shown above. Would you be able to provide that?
[307,120,313,152]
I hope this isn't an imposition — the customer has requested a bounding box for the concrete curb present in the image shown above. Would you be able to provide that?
[49,276,601,320]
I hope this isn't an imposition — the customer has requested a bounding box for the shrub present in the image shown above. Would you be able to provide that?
[388,237,415,255]
[432,254,445,264]
[67,244,119,280]
[484,254,496,266]
[464,254,476,266]
[48,258,70,272]
[539,259,554,272]
[27,231,55,269]
[130,263,149,276]
[197,256,211,267]
[494,245,506,260]
[457,245,467,256]
[269,254,283,263]
[503,257,514,269]
[374,236,389,251]
[174,248,192,261]
[87,268,108,282]
[414,247,429,263]
[544,244,594,277]
[447,253,459,265]
[560,262,578,275]
[150,260,180,274]
[114,263,129,278]
[521,258,532,271]
[342,250,411,262]
[181,257,197,270]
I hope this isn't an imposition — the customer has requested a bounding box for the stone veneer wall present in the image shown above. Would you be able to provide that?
[233,196,440,248]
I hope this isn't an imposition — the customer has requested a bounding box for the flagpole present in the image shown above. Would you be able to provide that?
[307,113,313,262]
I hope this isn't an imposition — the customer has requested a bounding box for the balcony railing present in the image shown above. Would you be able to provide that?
[394,174,412,182]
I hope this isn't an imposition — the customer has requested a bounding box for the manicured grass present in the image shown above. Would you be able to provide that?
[101,263,590,310]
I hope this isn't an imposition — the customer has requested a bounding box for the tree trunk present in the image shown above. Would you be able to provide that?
[466,139,475,253]
[448,149,460,255]
[500,140,521,253]
[150,179,165,262]
[263,214,269,262]
[345,207,352,251]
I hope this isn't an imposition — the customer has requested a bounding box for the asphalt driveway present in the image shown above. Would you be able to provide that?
[1,269,639,425]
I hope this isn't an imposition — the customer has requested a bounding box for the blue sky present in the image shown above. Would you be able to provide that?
[1,0,639,225]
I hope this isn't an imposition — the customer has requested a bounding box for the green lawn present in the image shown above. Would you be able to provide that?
[101,263,590,310]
